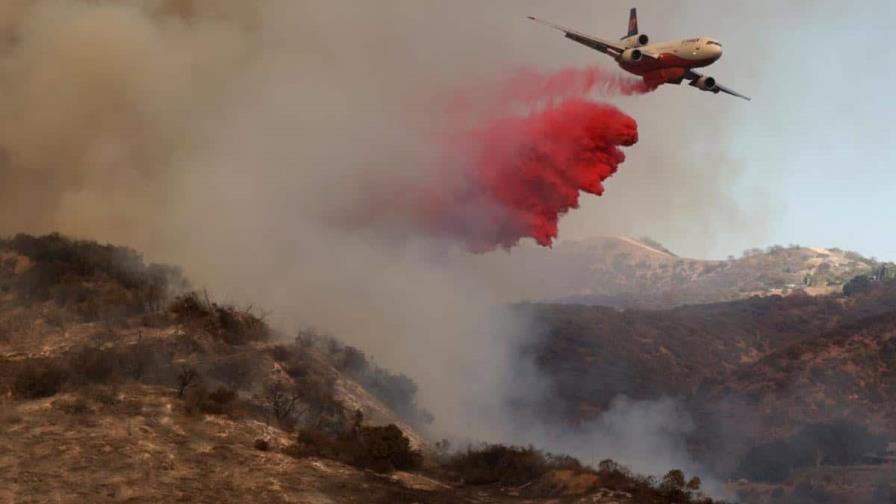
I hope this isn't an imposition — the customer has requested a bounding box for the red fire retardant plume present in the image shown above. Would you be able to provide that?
[345,66,653,252]
[422,98,638,252]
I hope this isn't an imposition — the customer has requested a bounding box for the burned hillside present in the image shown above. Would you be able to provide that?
[519,280,896,503]
[0,233,730,503]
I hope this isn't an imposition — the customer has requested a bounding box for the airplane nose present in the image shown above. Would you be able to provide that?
[712,45,723,60]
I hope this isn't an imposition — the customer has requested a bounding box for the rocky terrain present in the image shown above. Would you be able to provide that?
[0,234,723,504]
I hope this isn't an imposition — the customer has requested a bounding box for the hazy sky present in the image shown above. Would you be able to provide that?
[1,0,892,264]
[510,1,896,260]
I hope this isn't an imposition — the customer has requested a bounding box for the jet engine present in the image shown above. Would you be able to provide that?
[693,75,719,92]
[620,48,643,63]
[621,33,649,48]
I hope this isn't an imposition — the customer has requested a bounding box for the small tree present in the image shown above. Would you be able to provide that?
[843,274,872,296]
[661,469,686,489]
[263,380,303,426]
[176,367,198,398]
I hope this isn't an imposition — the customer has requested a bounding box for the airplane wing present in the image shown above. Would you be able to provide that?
[528,16,657,59]
[686,70,751,101]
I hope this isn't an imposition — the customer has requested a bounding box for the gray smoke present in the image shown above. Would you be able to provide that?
[0,0,755,492]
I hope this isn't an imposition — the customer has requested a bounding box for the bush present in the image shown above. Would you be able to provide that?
[118,338,173,382]
[352,424,423,472]
[170,293,269,345]
[65,346,120,385]
[52,396,91,415]
[176,367,199,398]
[262,380,303,426]
[447,445,551,486]
[13,362,67,399]
[286,423,422,473]
[206,354,262,391]
[279,354,346,429]
[843,274,872,296]
[184,385,237,415]
[3,233,185,315]
[331,343,433,427]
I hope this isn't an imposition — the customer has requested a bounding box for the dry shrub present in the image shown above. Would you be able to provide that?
[206,353,263,390]
[447,445,558,486]
[176,367,199,398]
[285,423,422,473]
[329,341,433,428]
[4,234,185,318]
[118,338,173,382]
[65,346,120,385]
[184,384,237,415]
[12,361,67,399]
[353,424,423,472]
[52,396,92,415]
[79,384,121,407]
[269,344,292,362]
[170,293,269,345]
[58,339,174,388]
[272,354,345,429]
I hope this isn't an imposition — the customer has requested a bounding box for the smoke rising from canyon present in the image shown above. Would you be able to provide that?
[0,0,746,485]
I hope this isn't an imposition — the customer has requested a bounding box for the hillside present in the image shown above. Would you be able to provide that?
[521,281,896,503]
[0,233,725,504]
[507,237,885,308]
[521,280,896,419]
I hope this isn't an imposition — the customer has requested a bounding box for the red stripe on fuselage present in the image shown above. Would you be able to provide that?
[618,52,716,76]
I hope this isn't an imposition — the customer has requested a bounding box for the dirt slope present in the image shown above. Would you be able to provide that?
[0,233,724,504]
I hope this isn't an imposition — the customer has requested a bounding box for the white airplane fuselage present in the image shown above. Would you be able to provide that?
[617,36,722,87]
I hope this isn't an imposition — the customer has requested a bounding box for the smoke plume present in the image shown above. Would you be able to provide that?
[0,1,742,490]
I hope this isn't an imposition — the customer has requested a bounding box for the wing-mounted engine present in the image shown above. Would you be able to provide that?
[690,75,720,93]
[621,33,649,48]
[620,48,644,63]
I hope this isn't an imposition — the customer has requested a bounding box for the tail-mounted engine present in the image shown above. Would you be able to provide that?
[621,33,649,48]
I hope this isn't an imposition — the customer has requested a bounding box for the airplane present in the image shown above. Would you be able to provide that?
[528,8,750,100]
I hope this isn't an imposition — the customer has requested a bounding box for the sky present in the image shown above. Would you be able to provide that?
[526,1,896,260]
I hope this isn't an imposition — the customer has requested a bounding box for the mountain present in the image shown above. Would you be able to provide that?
[521,280,896,418]
[0,234,723,504]
[507,237,885,308]
[521,280,896,503]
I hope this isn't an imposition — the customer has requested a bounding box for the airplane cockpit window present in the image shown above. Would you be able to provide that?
[707,41,722,47]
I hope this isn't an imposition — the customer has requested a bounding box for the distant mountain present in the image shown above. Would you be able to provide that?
[508,237,885,308]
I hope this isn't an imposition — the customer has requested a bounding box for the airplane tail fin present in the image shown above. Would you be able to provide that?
[626,8,638,37]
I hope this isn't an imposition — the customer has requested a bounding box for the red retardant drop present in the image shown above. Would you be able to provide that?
[421,98,639,253]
